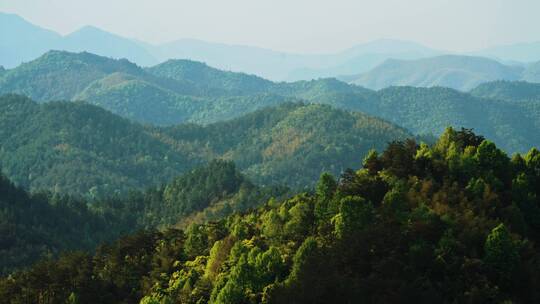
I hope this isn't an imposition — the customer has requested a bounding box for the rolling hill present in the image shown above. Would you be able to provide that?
[470,80,540,102]
[344,55,525,91]
[2,51,540,154]
[4,129,540,303]
[0,94,411,195]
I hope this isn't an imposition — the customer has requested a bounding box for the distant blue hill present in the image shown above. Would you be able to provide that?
[0,12,440,80]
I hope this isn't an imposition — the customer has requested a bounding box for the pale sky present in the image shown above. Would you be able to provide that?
[1,0,539,53]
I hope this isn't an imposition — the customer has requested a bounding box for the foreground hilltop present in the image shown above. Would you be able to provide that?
[2,128,540,303]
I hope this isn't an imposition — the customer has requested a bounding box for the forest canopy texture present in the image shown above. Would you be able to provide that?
[2,128,540,303]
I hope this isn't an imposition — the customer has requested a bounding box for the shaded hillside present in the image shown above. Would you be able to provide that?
[0,160,283,275]
[2,52,540,154]
[0,95,410,195]
[0,173,132,275]
[0,94,196,197]
[162,102,411,188]
[4,129,540,303]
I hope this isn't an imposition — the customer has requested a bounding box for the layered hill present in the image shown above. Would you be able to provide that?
[0,94,410,195]
[345,55,525,91]
[4,129,540,303]
[0,13,441,80]
[470,80,540,102]
[0,159,282,274]
[2,51,540,154]
[0,94,196,197]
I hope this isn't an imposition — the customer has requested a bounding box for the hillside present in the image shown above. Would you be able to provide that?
[3,129,540,303]
[3,51,540,155]
[146,59,274,95]
[0,51,374,125]
[0,50,147,101]
[162,102,411,188]
[0,95,410,195]
[347,86,540,153]
[470,81,540,102]
[346,55,525,91]
[0,94,196,197]
[0,159,282,275]
[0,172,132,275]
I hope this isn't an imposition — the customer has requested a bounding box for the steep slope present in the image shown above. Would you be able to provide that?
[347,55,525,91]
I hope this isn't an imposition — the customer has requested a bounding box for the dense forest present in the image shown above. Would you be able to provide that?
[1,51,540,154]
[2,128,540,303]
[0,159,285,275]
[0,94,410,196]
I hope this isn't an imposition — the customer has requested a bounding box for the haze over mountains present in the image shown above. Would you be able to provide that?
[3,11,540,85]
[1,50,540,155]
[3,3,540,302]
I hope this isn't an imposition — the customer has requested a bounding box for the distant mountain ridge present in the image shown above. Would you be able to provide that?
[1,51,540,154]
[343,55,528,91]
[0,12,438,80]
[4,11,540,83]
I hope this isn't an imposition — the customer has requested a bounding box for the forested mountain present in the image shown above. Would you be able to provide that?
[470,80,540,102]
[3,129,540,303]
[146,59,274,95]
[350,86,540,153]
[161,102,411,188]
[0,159,283,275]
[0,94,195,197]
[0,94,410,196]
[2,51,540,154]
[0,172,131,275]
[344,55,525,91]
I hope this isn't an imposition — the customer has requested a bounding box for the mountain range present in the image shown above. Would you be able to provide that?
[1,50,540,154]
[342,55,527,91]
[3,11,540,82]
[0,94,411,196]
